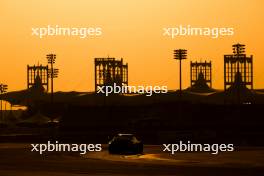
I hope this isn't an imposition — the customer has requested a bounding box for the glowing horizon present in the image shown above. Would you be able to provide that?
[1,0,264,92]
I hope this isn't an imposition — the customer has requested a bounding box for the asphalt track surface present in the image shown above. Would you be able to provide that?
[0,143,263,176]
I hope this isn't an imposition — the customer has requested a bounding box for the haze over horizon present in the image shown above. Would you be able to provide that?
[1,0,264,92]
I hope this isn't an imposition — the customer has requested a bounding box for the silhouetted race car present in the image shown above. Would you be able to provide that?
[108,134,143,154]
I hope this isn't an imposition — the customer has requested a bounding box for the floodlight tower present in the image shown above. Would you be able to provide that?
[174,49,187,94]
[0,84,8,121]
[47,54,59,103]
[232,43,246,73]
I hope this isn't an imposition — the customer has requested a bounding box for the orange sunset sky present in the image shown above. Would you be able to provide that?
[1,0,264,92]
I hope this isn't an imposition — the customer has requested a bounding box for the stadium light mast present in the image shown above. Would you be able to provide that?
[174,49,187,94]
[47,54,59,104]
[232,43,245,73]
[0,84,8,121]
